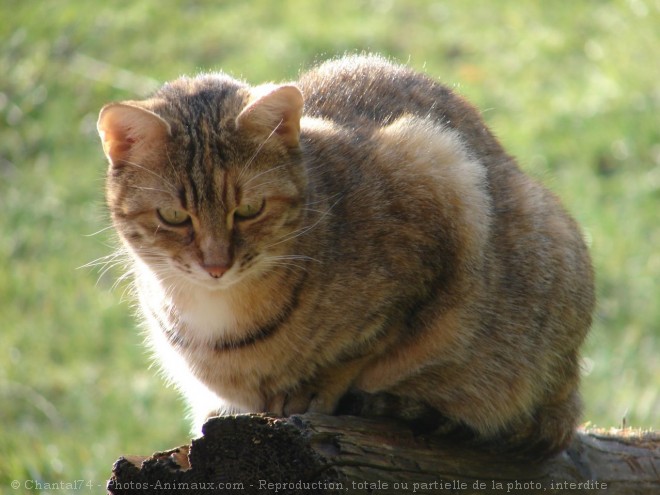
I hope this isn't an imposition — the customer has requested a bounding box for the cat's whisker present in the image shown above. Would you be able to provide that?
[300,207,332,215]
[241,176,296,195]
[118,276,138,304]
[266,221,321,249]
[92,265,125,289]
[80,248,129,270]
[159,273,195,301]
[266,254,321,264]
[122,159,178,193]
[244,158,327,194]
[77,251,124,270]
[82,225,116,237]
[303,191,343,207]
[237,120,283,182]
[99,259,130,278]
[258,260,310,274]
[127,185,174,195]
[266,195,343,249]
[164,149,179,181]
[79,248,133,288]
[112,268,136,292]
[258,254,319,273]
[241,163,290,188]
[295,159,333,177]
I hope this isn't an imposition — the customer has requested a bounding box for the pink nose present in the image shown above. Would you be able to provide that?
[203,264,230,279]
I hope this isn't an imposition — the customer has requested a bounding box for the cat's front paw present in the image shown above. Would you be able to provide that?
[266,389,316,416]
[265,387,341,416]
[264,393,286,416]
[283,392,315,415]
[306,393,341,414]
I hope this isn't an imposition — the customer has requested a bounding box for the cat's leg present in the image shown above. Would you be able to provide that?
[336,391,452,434]
[264,392,286,416]
[268,357,372,416]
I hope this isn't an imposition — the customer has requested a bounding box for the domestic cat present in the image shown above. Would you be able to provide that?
[97,54,594,459]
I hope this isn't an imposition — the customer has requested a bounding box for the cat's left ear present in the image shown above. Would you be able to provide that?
[236,85,304,148]
[97,102,171,168]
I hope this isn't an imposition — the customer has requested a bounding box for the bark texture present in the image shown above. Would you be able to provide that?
[107,413,660,494]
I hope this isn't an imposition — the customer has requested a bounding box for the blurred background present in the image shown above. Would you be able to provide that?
[1,0,658,487]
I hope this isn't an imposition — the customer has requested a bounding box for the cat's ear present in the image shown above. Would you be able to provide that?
[236,85,303,148]
[97,102,171,167]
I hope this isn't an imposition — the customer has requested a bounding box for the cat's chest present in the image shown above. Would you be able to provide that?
[137,269,246,348]
[173,289,240,346]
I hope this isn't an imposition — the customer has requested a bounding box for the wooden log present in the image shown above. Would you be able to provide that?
[107,413,660,494]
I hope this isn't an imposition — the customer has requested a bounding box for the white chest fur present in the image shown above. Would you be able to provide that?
[172,286,239,346]
[134,261,241,347]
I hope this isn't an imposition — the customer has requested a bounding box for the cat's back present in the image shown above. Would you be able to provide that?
[297,55,504,162]
[299,54,594,345]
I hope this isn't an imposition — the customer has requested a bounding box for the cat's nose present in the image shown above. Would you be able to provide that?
[203,264,230,279]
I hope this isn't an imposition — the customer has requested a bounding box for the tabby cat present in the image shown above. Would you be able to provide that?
[97,55,594,459]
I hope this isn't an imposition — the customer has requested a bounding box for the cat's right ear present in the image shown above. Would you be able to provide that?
[236,85,304,148]
[97,103,171,167]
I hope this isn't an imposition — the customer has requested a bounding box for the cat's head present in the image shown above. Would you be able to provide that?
[97,74,307,291]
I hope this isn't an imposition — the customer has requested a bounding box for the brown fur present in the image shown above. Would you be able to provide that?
[98,55,594,459]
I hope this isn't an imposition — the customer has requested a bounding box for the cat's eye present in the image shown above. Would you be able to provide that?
[157,207,190,226]
[234,199,265,221]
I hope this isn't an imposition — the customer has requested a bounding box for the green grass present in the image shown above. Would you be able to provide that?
[1,0,658,487]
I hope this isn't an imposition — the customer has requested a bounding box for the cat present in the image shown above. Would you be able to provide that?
[97,54,594,459]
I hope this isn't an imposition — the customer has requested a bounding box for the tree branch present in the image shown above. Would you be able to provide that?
[107,413,659,494]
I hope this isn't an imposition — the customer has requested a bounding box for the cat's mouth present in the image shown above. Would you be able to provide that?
[183,261,250,292]
[187,267,241,291]
[141,255,243,292]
